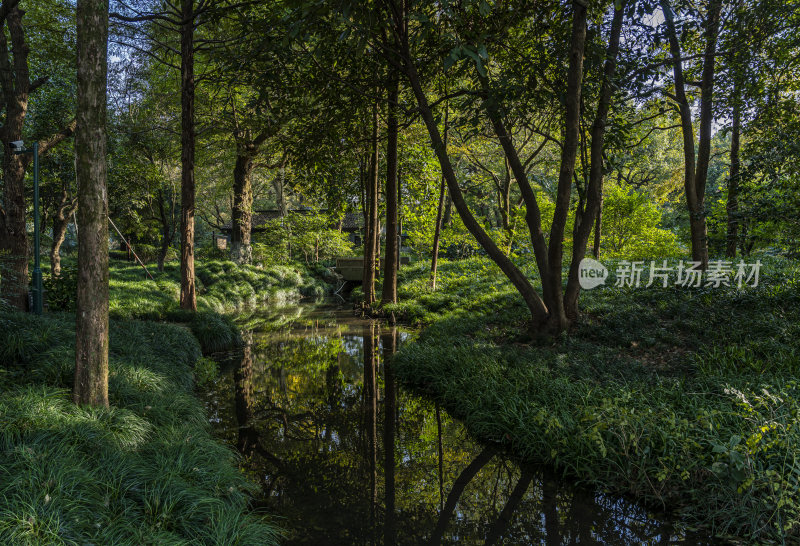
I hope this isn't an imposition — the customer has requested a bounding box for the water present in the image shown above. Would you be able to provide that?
[203,302,715,545]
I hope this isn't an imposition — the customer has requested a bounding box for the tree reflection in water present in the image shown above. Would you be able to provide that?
[203,304,713,545]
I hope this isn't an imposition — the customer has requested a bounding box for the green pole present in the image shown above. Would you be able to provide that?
[32,141,42,315]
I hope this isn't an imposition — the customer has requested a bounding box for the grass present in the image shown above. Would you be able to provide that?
[106,259,329,319]
[389,256,800,543]
[0,310,281,545]
[44,257,329,353]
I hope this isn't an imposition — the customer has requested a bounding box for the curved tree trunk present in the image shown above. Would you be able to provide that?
[51,196,76,278]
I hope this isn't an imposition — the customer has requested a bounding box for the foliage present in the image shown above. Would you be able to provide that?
[43,266,78,312]
[101,258,328,323]
[600,182,683,260]
[390,257,800,541]
[0,311,281,545]
[253,211,355,265]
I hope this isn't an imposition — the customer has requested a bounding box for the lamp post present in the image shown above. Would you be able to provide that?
[10,140,42,315]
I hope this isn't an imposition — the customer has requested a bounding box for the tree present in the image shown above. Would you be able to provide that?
[0,1,76,309]
[660,0,723,269]
[74,0,109,407]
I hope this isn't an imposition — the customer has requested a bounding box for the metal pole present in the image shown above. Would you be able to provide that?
[32,142,42,315]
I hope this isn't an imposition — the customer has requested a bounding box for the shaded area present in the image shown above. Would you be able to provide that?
[203,303,714,544]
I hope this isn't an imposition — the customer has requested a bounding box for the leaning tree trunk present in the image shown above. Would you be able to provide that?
[74,0,110,408]
[381,76,399,304]
[179,0,196,310]
[430,89,449,290]
[231,148,255,265]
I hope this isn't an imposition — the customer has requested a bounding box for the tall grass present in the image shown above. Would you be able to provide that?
[0,311,281,545]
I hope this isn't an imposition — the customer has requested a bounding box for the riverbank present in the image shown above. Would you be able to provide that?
[387,257,800,542]
[0,310,280,544]
[0,258,333,543]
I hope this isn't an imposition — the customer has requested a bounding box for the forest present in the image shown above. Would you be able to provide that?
[1,0,799,543]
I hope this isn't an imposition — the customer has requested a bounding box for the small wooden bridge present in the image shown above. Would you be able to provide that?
[335,256,409,282]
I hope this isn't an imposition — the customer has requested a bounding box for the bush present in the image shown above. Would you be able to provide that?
[44,267,78,312]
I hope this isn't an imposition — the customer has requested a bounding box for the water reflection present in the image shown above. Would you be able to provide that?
[204,304,714,545]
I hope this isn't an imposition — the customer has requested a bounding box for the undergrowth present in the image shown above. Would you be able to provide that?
[0,311,281,545]
[391,256,800,543]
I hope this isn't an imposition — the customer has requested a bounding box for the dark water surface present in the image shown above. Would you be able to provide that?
[202,302,714,545]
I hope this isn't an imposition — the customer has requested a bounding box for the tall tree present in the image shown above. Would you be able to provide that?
[362,95,379,305]
[381,75,399,304]
[178,0,196,309]
[660,0,722,269]
[74,0,109,407]
[0,1,76,308]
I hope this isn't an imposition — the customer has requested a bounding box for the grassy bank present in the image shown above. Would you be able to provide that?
[45,258,330,353]
[389,257,800,542]
[0,310,280,544]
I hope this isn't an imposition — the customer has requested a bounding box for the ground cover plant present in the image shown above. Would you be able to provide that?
[0,310,281,545]
[389,256,800,542]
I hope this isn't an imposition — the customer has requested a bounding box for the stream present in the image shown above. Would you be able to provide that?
[202,301,715,545]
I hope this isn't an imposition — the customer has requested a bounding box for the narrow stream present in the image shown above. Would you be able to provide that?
[203,302,714,545]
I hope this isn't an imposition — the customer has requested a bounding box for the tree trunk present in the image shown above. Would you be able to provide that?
[401,43,548,326]
[0,7,30,310]
[179,0,196,310]
[74,0,109,407]
[546,0,587,331]
[274,160,288,217]
[381,76,399,304]
[726,90,740,258]
[0,149,28,309]
[693,0,722,268]
[362,98,379,305]
[156,191,170,272]
[231,146,255,264]
[442,193,452,227]
[431,88,449,290]
[563,1,624,319]
[592,190,602,258]
[662,0,716,268]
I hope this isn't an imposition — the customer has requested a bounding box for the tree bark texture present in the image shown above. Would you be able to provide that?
[74,0,109,408]
[179,0,196,310]
[381,76,399,304]
[362,98,379,304]
[231,143,255,265]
